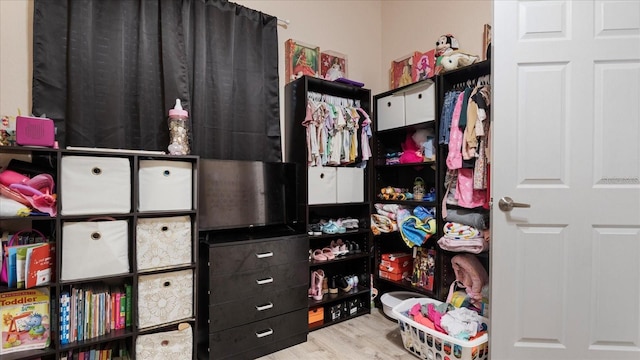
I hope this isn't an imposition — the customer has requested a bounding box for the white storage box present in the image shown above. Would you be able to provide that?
[376,93,405,131]
[61,156,131,215]
[136,216,192,271]
[61,220,130,280]
[138,269,193,329]
[308,166,337,205]
[376,80,436,131]
[392,297,489,360]
[135,323,193,360]
[404,81,436,126]
[138,160,193,211]
[336,167,364,203]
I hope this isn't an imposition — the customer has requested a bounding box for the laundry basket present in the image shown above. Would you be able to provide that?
[392,297,489,360]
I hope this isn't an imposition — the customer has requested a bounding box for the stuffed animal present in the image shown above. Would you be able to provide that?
[441,52,480,72]
[435,34,459,57]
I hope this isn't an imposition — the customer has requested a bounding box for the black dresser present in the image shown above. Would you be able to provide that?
[198,227,309,359]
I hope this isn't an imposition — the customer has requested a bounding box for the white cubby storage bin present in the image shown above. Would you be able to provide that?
[61,219,130,280]
[135,324,193,360]
[61,156,131,215]
[336,167,364,203]
[376,92,405,131]
[308,166,364,204]
[136,215,192,271]
[137,269,194,329]
[308,166,337,205]
[138,160,193,211]
[376,80,435,131]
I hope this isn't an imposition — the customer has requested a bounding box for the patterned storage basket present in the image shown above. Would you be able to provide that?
[137,269,193,329]
[136,216,192,271]
[392,297,489,360]
[135,323,192,360]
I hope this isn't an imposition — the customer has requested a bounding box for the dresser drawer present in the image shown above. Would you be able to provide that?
[209,308,308,359]
[209,284,307,332]
[209,261,307,304]
[208,234,307,274]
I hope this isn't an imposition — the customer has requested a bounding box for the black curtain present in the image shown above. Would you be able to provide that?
[32,0,281,162]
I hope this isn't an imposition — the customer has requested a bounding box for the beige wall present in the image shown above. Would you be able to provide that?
[0,0,491,126]
[0,0,33,117]
[381,0,492,91]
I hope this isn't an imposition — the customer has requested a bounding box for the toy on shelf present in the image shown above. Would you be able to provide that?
[434,33,480,73]
[379,186,414,201]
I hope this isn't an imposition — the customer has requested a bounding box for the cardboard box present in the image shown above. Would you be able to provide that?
[320,50,348,81]
[381,253,413,269]
[308,306,324,325]
[412,49,436,82]
[379,269,410,282]
[285,39,320,83]
[379,258,413,274]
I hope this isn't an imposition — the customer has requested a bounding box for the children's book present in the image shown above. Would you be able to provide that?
[0,288,51,354]
[25,243,52,289]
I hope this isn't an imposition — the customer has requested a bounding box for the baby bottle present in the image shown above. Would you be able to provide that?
[167,98,190,155]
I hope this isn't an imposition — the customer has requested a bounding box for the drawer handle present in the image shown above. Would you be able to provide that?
[255,328,274,338]
[255,252,273,259]
[256,277,274,285]
[255,302,274,311]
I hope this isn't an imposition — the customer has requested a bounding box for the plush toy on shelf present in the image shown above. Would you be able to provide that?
[441,52,480,72]
[435,34,459,57]
[434,34,480,73]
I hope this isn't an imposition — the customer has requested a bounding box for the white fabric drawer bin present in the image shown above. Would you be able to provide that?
[61,156,131,215]
[336,167,364,203]
[138,269,193,329]
[308,166,337,204]
[136,216,192,271]
[138,160,193,211]
[136,323,193,360]
[404,80,436,126]
[376,93,405,131]
[61,220,130,280]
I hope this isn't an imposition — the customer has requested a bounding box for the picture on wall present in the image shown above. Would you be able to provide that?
[390,53,416,89]
[285,39,320,83]
[483,24,492,60]
[320,50,348,81]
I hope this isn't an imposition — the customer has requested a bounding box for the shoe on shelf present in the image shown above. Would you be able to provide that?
[338,275,353,292]
[329,275,339,294]
[322,247,335,261]
[308,270,324,301]
[322,277,329,295]
[336,239,349,256]
[307,223,323,236]
[312,249,328,262]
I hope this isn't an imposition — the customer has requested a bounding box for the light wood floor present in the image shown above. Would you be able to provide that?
[256,308,416,360]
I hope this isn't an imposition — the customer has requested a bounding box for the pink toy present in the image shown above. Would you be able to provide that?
[9,174,57,216]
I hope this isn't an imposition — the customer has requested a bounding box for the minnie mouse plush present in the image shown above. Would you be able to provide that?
[435,34,459,57]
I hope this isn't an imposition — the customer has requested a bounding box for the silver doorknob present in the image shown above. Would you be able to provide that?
[498,197,530,212]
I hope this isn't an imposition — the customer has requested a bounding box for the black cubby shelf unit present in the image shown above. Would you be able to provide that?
[285,75,375,331]
[0,146,199,360]
[309,309,371,332]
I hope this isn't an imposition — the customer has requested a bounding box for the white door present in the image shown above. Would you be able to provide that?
[491,1,640,359]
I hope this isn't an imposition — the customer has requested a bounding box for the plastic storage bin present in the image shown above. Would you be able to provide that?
[392,297,489,360]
